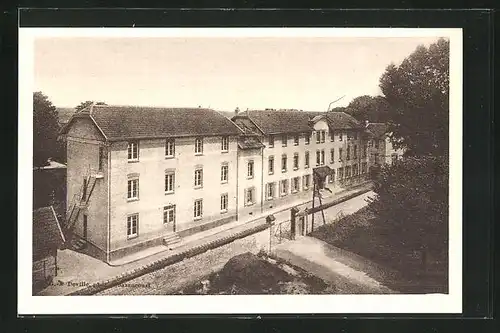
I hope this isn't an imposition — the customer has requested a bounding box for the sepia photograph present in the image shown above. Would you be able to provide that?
[19,27,462,314]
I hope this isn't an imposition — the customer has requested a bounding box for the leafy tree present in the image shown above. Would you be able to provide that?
[33,92,61,167]
[328,106,346,113]
[75,100,107,112]
[379,38,449,156]
[344,95,391,123]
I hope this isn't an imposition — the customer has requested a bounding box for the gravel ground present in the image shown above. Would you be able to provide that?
[97,234,263,295]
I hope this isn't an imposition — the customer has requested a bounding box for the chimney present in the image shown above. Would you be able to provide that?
[235,107,240,115]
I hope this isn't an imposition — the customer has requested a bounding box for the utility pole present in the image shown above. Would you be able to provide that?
[327,95,346,111]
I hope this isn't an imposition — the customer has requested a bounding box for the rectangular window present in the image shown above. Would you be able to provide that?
[305,134,310,145]
[127,214,138,239]
[354,132,358,140]
[362,162,367,174]
[294,135,299,146]
[338,167,344,180]
[316,131,321,143]
[321,130,326,143]
[280,179,288,196]
[347,146,351,161]
[98,146,104,171]
[392,153,398,164]
[269,135,274,148]
[127,178,139,200]
[266,182,276,200]
[281,154,287,172]
[303,175,311,190]
[221,136,229,152]
[292,177,300,193]
[375,140,379,149]
[321,149,325,165]
[267,156,274,175]
[194,199,203,219]
[221,164,229,183]
[220,193,228,212]
[195,138,203,154]
[305,151,310,168]
[330,131,335,142]
[247,160,254,178]
[346,165,351,178]
[163,205,175,224]
[354,145,358,158]
[127,141,138,161]
[316,150,321,166]
[165,172,175,193]
[339,148,343,161]
[293,153,299,170]
[282,135,287,147]
[194,168,203,187]
[362,145,367,158]
[353,164,359,176]
[245,187,255,206]
[339,133,343,141]
[165,139,175,158]
[330,148,335,164]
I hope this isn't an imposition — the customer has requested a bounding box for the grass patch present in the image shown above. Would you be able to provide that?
[310,207,448,294]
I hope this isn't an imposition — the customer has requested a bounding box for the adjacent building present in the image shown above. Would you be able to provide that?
[366,122,405,166]
[60,105,373,263]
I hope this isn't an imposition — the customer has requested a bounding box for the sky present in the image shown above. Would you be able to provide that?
[34,36,442,111]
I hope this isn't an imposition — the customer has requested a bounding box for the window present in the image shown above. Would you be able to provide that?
[354,145,358,158]
[268,156,274,174]
[330,131,335,142]
[338,167,344,180]
[354,132,358,140]
[98,146,104,171]
[127,141,138,161]
[339,148,343,161]
[305,151,310,168]
[362,162,367,174]
[245,187,255,206]
[127,178,139,200]
[165,139,175,158]
[330,148,335,164]
[194,199,203,219]
[266,182,276,200]
[127,214,138,239]
[303,175,311,190]
[282,135,287,147]
[353,164,359,176]
[247,160,254,178]
[293,153,299,170]
[346,165,351,178]
[305,134,310,145]
[321,130,326,143]
[374,153,379,165]
[281,154,287,172]
[221,136,229,152]
[292,177,300,193]
[195,138,203,154]
[362,145,367,158]
[368,140,373,148]
[339,133,343,141]
[221,164,229,183]
[269,135,274,148]
[220,193,228,212]
[347,146,351,161]
[280,179,288,196]
[328,173,334,184]
[374,140,379,149]
[392,153,398,164]
[194,168,203,187]
[164,205,175,224]
[320,149,325,165]
[165,172,175,194]
[316,150,321,166]
[316,131,321,143]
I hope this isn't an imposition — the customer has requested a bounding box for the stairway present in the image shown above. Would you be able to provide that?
[70,235,87,251]
[163,233,182,249]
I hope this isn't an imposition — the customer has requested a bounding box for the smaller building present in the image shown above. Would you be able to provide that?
[366,122,405,166]
[33,206,65,294]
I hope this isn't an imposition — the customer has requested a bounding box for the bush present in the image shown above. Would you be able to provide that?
[367,156,448,259]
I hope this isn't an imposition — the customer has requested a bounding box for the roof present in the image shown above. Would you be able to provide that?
[324,112,363,129]
[62,105,243,141]
[240,110,316,135]
[366,123,389,138]
[238,136,265,150]
[33,159,67,171]
[33,206,65,261]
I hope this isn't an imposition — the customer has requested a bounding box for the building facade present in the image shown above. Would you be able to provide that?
[61,105,372,263]
[366,122,405,166]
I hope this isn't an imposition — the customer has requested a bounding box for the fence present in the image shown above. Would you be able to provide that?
[272,219,292,244]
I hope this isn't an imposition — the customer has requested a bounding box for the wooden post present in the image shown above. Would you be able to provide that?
[311,181,315,232]
[290,207,298,240]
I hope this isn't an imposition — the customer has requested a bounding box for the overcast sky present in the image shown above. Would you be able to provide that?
[34,36,441,111]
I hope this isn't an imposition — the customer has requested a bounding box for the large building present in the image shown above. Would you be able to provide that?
[365,122,405,166]
[60,105,373,263]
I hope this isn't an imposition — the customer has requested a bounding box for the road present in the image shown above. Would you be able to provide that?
[96,190,375,295]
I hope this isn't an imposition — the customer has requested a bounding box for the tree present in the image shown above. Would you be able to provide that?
[33,92,61,167]
[344,95,391,123]
[379,38,449,156]
[75,100,107,112]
